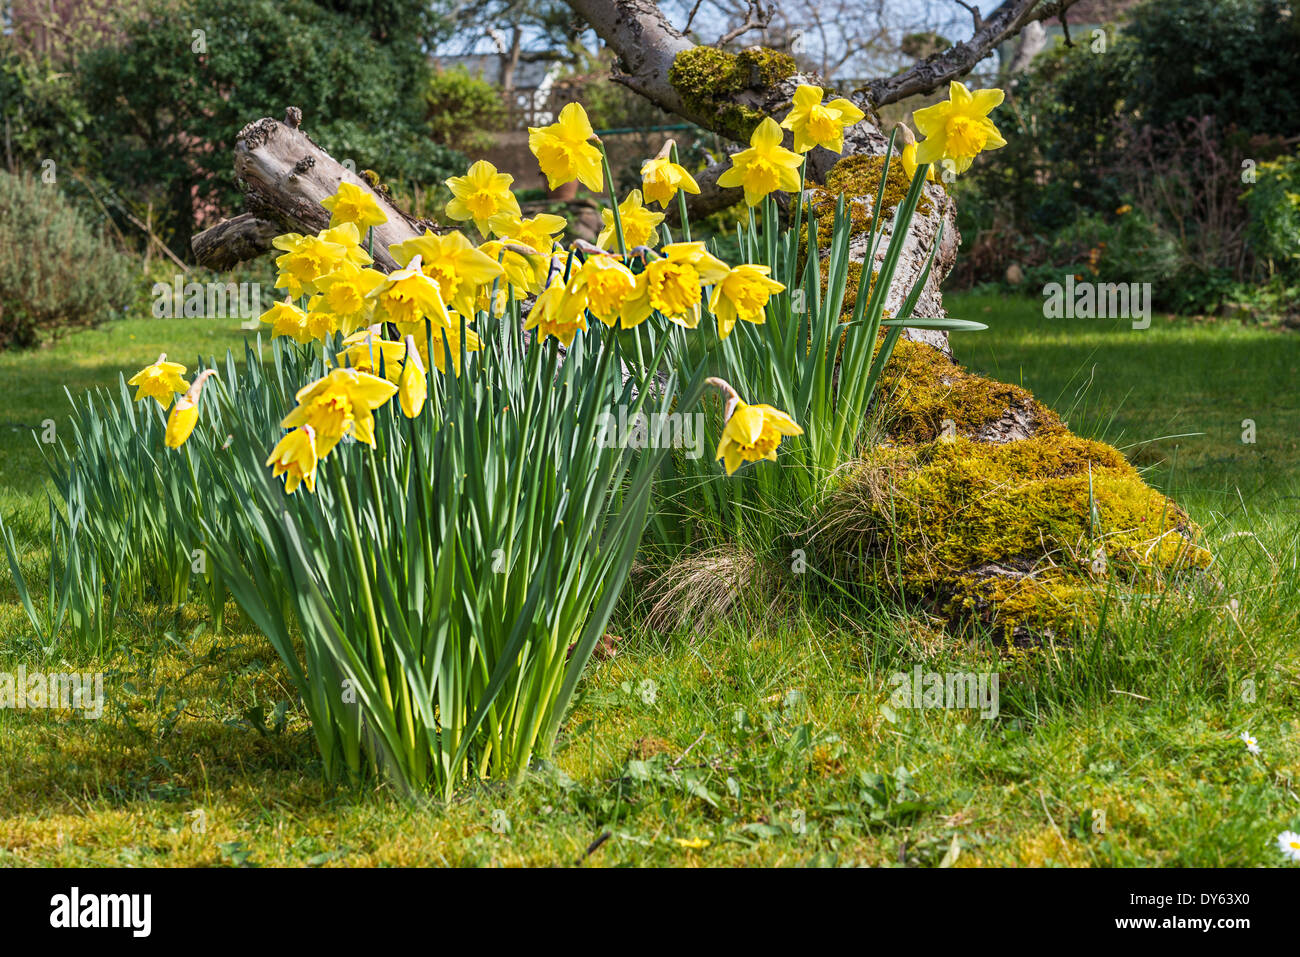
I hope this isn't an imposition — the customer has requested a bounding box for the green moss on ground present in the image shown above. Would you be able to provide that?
[876,337,1065,444]
[817,339,1214,644]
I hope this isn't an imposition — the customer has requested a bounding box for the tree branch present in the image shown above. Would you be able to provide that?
[859,0,1084,108]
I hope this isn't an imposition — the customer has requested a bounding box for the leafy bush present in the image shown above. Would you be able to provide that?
[0,170,134,350]
[425,67,505,156]
[954,0,1300,301]
[1244,150,1300,278]
[77,0,465,255]
[1123,0,1300,138]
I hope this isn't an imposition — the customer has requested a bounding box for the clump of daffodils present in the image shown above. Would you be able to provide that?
[137,81,1006,488]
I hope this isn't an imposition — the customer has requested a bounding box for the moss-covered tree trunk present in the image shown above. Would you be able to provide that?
[565,0,1210,643]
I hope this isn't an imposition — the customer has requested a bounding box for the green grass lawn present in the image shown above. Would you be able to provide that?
[1,295,1297,867]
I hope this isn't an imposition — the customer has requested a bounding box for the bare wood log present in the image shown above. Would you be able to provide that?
[192,108,437,271]
[192,212,280,270]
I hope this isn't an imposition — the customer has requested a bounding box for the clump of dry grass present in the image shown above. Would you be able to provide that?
[631,545,793,635]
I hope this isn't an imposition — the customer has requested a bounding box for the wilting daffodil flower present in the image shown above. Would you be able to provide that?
[445,160,522,237]
[717,117,803,207]
[128,353,188,408]
[710,264,785,339]
[164,369,217,449]
[281,367,398,457]
[320,182,388,230]
[563,255,636,327]
[912,81,1006,175]
[528,102,603,193]
[780,85,865,154]
[478,239,548,297]
[525,281,588,347]
[265,424,319,494]
[390,229,504,318]
[598,189,663,251]
[640,150,700,208]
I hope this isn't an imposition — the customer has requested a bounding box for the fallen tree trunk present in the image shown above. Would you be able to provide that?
[192,108,434,271]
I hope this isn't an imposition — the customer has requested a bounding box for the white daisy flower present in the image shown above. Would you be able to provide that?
[1275,831,1300,862]
[1240,731,1261,755]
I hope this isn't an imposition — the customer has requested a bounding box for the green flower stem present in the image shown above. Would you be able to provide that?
[789,152,809,287]
[335,468,395,718]
[596,141,627,256]
[669,141,692,243]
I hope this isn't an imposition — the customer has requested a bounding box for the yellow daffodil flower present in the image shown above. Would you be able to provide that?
[624,242,730,329]
[273,232,349,298]
[716,117,803,206]
[336,330,408,380]
[444,160,522,237]
[401,319,482,377]
[640,154,700,208]
[525,281,588,347]
[389,229,504,317]
[528,102,604,193]
[912,80,1006,175]
[281,367,398,457]
[164,369,217,449]
[312,262,386,334]
[899,142,937,185]
[127,353,188,408]
[396,335,427,418]
[710,264,785,339]
[478,239,548,297]
[488,211,567,256]
[318,223,374,268]
[367,256,453,329]
[303,302,341,340]
[598,189,664,250]
[716,399,803,475]
[260,297,314,344]
[563,256,636,327]
[320,181,388,230]
[265,425,319,494]
[780,84,865,154]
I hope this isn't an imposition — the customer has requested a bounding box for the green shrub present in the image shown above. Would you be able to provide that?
[0,171,135,350]
[1243,151,1300,278]
[77,0,466,256]
[425,67,505,155]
